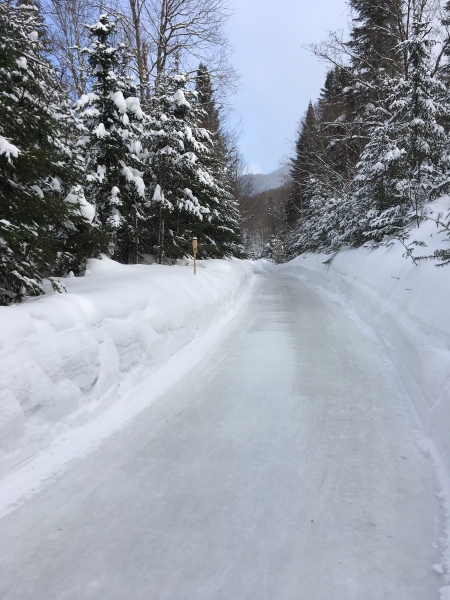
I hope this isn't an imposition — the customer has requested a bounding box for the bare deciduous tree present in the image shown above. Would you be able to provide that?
[117,0,235,103]
[43,0,94,96]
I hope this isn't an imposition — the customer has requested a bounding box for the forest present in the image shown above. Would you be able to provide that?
[0,0,247,305]
[282,0,450,267]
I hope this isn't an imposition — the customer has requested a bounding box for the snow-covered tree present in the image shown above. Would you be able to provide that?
[145,71,206,262]
[348,93,407,244]
[0,1,100,305]
[287,102,321,229]
[287,176,342,256]
[385,20,450,228]
[347,0,402,82]
[194,64,244,258]
[76,14,148,264]
[145,70,242,261]
[343,16,450,247]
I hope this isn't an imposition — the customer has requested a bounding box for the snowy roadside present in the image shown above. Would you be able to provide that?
[275,197,450,471]
[268,197,450,594]
[0,258,253,501]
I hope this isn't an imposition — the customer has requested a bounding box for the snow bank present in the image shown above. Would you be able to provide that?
[0,258,252,476]
[276,196,450,474]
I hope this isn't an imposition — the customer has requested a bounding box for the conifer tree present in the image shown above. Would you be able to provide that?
[76,14,148,264]
[195,64,244,258]
[145,71,208,262]
[348,0,402,82]
[0,1,100,305]
[287,102,321,229]
[385,19,449,228]
[287,8,450,259]
[319,67,365,183]
[146,70,242,262]
[347,88,406,244]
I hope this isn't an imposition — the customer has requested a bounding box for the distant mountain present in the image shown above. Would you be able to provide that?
[241,165,290,196]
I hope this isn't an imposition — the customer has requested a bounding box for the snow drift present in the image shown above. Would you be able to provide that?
[0,258,252,476]
[275,196,450,475]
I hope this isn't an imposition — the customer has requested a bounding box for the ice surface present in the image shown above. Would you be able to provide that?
[1,200,449,597]
[0,273,443,599]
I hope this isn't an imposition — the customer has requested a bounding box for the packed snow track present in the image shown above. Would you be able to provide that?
[0,271,444,599]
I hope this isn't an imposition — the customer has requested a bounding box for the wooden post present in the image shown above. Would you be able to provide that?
[192,237,198,274]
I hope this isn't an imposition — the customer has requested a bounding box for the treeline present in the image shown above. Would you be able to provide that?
[0,0,245,306]
[286,0,450,266]
[241,184,290,261]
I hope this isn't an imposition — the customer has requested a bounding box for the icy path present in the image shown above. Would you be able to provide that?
[0,273,444,599]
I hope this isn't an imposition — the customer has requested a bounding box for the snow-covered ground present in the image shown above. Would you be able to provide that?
[1,199,450,598]
[277,196,450,476]
[272,197,450,599]
[0,258,252,479]
[0,271,445,599]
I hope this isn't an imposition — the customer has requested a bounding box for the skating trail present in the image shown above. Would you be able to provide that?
[0,272,444,599]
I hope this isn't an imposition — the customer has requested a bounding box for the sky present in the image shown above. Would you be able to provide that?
[226,0,349,174]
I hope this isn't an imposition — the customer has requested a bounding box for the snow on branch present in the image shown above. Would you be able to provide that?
[0,137,19,162]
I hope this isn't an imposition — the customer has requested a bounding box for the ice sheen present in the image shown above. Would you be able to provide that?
[0,271,444,599]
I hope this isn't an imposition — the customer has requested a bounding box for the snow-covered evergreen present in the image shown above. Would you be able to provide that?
[287,11,450,263]
[0,1,99,305]
[388,21,450,224]
[145,70,242,262]
[195,65,244,258]
[349,20,450,245]
[349,93,406,243]
[75,14,148,264]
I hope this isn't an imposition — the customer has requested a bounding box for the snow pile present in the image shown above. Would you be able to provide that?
[276,196,450,473]
[0,258,252,476]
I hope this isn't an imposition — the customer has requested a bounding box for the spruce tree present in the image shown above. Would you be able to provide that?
[0,1,100,305]
[386,19,449,229]
[76,14,148,264]
[195,64,244,258]
[145,71,207,262]
[287,102,321,229]
[348,0,402,82]
[347,87,406,244]
[146,70,242,262]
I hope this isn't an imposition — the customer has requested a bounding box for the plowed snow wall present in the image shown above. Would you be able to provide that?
[0,258,252,476]
[277,242,450,473]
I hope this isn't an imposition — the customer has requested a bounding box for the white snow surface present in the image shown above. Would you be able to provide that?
[2,198,450,597]
[0,266,445,599]
[277,196,450,475]
[274,196,450,600]
[0,258,252,479]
